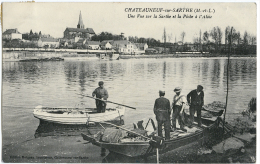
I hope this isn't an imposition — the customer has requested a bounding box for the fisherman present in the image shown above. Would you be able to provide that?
[153,90,171,140]
[187,85,204,127]
[171,87,187,132]
[92,81,109,113]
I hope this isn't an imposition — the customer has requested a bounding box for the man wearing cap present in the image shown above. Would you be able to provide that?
[153,90,171,140]
[187,85,204,127]
[92,81,109,113]
[172,87,187,132]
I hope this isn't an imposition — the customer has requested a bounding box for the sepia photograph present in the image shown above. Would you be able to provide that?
[1,1,257,163]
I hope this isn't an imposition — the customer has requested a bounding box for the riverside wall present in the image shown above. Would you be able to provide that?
[2,48,256,61]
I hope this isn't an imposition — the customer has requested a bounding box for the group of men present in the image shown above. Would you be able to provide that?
[91,81,204,141]
[153,85,204,140]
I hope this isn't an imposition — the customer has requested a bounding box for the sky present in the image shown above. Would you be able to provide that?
[1,2,257,43]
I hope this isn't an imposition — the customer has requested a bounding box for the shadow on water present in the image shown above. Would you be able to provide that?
[34,118,124,138]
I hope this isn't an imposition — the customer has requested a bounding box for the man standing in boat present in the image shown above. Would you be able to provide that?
[171,87,187,132]
[92,81,109,113]
[187,85,204,127]
[153,90,171,140]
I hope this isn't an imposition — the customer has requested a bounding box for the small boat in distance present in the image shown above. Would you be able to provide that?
[33,105,125,125]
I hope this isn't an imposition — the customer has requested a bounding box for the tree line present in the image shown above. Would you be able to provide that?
[91,31,161,47]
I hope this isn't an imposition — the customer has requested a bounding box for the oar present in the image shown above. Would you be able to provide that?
[97,121,156,142]
[81,95,136,110]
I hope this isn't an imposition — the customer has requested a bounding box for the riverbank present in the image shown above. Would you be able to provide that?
[119,53,256,59]
[3,51,256,62]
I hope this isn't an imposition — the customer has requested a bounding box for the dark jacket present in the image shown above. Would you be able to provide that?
[187,89,204,106]
[92,87,109,100]
[153,97,171,121]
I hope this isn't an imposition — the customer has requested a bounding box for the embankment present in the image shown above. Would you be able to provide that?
[120,53,256,59]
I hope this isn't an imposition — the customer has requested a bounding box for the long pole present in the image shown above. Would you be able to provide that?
[156,148,159,164]
[82,95,136,110]
[222,27,232,138]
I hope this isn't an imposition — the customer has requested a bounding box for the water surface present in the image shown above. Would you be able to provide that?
[2,57,256,162]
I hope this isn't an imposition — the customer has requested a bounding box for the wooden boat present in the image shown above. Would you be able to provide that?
[81,116,225,158]
[202,101,225,116]
[33,105,125,125]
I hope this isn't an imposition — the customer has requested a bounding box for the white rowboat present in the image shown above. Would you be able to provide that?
[33,105,125,125]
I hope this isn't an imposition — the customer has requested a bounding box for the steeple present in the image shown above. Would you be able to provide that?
[77,11,85,29]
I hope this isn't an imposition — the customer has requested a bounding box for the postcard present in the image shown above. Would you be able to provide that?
[1,2,257,163]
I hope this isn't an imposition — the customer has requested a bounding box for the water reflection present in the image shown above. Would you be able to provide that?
[34,120,89,138]
[34,119,124,138]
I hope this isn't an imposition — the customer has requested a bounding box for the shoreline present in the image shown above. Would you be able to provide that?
[2,51,256,62]
[119,53,256,59]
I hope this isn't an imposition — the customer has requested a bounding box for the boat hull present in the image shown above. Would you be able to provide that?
[82,117,222,157]
[33,105,125,125]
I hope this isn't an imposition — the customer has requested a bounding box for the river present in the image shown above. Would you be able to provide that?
[2,57,256,162]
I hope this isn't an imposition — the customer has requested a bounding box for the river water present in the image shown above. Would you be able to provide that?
[2,57,256,162]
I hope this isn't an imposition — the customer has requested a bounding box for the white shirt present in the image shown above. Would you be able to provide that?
[172,95,187,106]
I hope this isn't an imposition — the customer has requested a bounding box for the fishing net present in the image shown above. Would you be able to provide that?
[101,128,127,143]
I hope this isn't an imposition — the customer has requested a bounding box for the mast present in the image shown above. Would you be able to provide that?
[222,27,232,139]
[163,27,166,54]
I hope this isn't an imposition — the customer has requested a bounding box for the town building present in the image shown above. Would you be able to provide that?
[2,28,22,40]
[63,11,95,40]
[112,40,138,54]
[85,41,100,50]
[76,38,87,49]
[37,38,60,48]
[100,40,113,50]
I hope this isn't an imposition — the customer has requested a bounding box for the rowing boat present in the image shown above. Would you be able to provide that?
[33,105,125,125]
[81,116,225,158]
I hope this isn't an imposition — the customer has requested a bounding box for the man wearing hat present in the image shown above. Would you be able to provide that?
[172,87,187,132]
[153,90,171,140]
[187,85,204,127]
[92,81,109,113]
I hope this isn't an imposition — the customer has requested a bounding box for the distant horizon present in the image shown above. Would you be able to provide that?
[2,2,257,43]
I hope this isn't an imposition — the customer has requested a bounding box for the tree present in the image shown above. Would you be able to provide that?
[162,27,167,53]
[210,26,222,52]
[168,33,173,42]
[193,37,199,43]
[248,34,256,45]
[120,33,125,40]
[217,27,222,45]
[243,31,249,45]
[30,29,33,35]
[235,31,241,45]
[203,31,209,44]
[162,27,166,43]
[180,31,185,44]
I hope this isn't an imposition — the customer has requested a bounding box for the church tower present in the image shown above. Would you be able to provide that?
[77,11,85,29]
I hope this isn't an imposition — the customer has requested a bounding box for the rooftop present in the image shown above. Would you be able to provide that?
[86,41,100,45]
[65,28,95,34]
[3,29,21,34]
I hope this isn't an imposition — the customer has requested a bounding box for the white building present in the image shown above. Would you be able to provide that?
[38,38,60,48]
[2,28,22,40]
[113,40,138,54]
